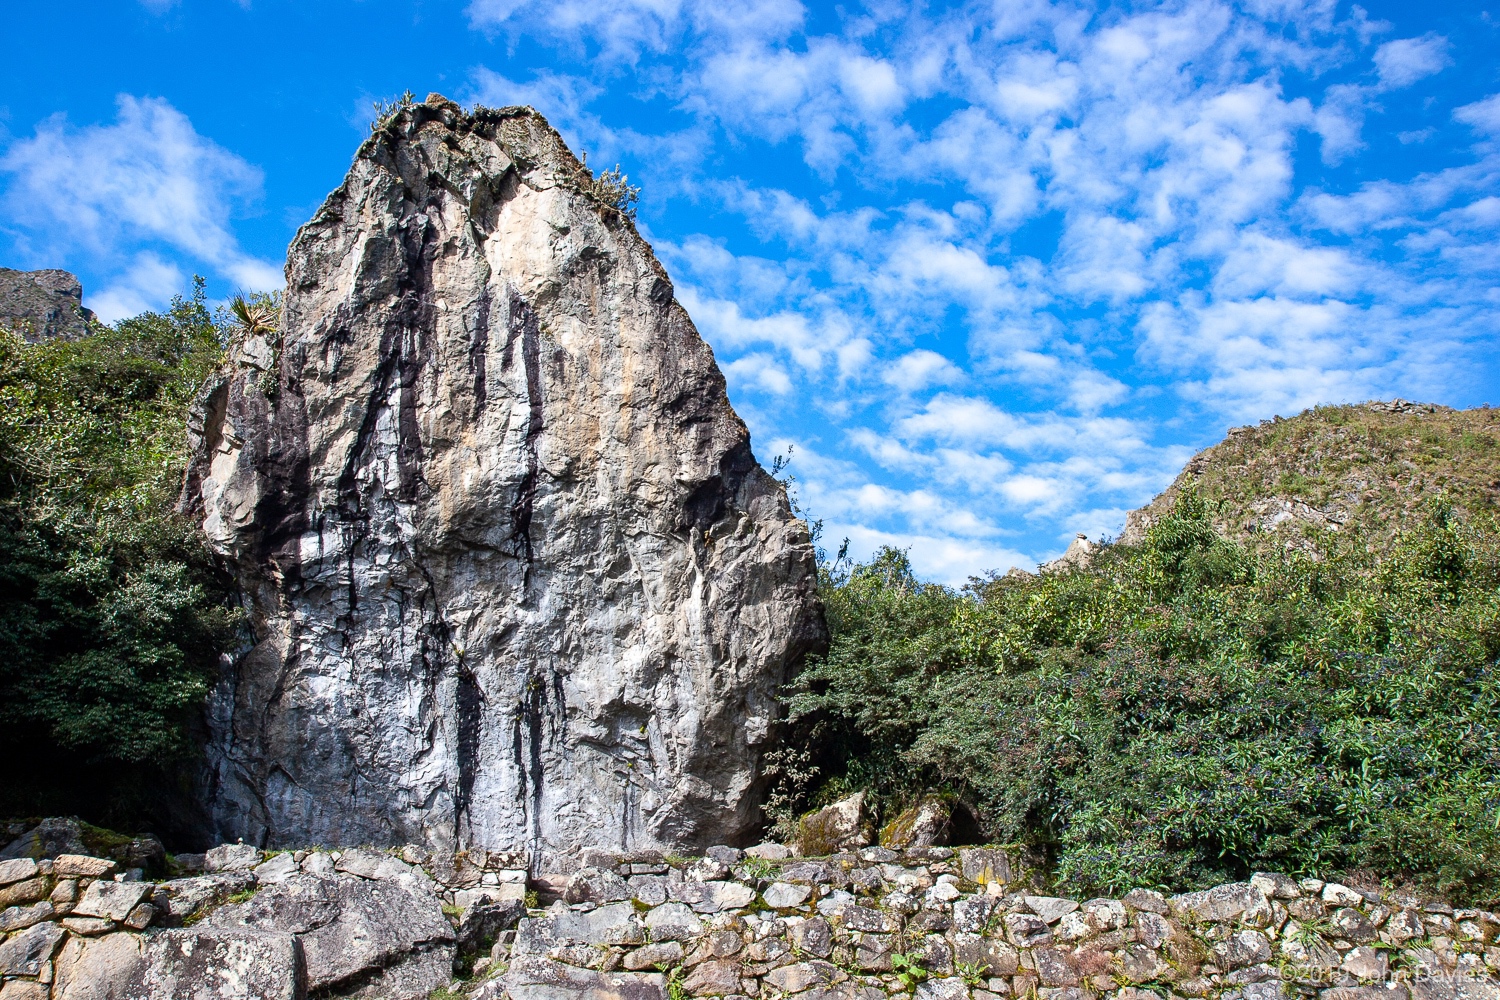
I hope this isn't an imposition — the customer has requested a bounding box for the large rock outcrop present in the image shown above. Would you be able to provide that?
[181,96,823,856]
[0,268,95,342]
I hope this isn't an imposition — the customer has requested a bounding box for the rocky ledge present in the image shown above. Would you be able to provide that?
[3,838,1497,1000]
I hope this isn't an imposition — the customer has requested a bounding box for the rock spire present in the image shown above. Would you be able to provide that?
[182,95,823,855]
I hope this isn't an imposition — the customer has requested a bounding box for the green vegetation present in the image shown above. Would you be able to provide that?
[1131,403,1500,555]
[782,478,1500,904]
[0,280,242,827]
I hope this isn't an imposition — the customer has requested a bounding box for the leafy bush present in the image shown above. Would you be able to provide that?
[0,279,240,828]
[786,490,1500,903]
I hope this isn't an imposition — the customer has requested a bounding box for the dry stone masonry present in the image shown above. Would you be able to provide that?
[4,835,1498,1000]
[180,95,823,855]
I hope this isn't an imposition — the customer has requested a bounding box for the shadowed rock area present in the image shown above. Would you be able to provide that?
[180,95,824,855]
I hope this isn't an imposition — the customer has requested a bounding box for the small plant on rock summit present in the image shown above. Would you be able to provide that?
[578,153,641,220]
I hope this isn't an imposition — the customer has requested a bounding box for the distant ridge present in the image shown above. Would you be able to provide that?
[1122,400,1500,553]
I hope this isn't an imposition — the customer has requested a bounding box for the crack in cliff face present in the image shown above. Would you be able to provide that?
[454,658,483,829]
[501,288,545,574]
[470,288,491,413]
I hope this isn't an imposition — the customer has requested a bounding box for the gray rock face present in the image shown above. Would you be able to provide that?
[203,872,453,998]
[182,95,823,855]
[0,268,95,342]
[54,928,302,1000]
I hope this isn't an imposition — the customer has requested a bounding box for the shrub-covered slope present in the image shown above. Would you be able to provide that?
[781,404,1500,905]
[1122,400,1500,554]
[0,281,239,830]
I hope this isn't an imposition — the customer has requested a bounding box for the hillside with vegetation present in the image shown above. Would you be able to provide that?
[777,402,1500,906]
[1122,400,1500,554]
[0,281,240,830]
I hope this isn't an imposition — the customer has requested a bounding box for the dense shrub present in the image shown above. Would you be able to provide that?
[0,280,241,827]
[785,490,1500,904]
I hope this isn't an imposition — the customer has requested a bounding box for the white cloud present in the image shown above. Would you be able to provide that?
[0,95,281,307]
[463,0,1500,578]
[832,522,1033,585]
[89,253,184,324]
[724,353,794,395]
[1373,34,1449,89]
[1455,94,1500,136]
[882,350,963,393]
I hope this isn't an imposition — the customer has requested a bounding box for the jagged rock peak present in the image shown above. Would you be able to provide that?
[0,267,96,342]
[182,95,825,856]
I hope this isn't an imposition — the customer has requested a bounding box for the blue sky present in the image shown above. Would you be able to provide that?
[2,1,1497,582]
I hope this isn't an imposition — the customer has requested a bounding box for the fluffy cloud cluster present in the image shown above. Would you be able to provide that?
[7,1,1491,584]
[1,95,280,321]
[464,0,1497,580]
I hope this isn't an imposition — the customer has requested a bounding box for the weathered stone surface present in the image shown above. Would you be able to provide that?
[1341,946,1388,980]
[63,916,118,936]
[0,877,47,909]
[745,843,793,861]
[73,880,151,921]
[0,268,95,342]
[524,902,650,960]
[150,872,257,925]
[959,849,1013,887]
[1251,873,1301,900]
[683,959,742,996]
[953,936,1019,976]
[566,866,633,903]
[624,941,685,970]
[0,858,39,885]
[1025,897,1080,925]
[1033,947,1080,987]
[1004,913,1052,948]
[504,955,668,1000]
[764,881,813,908]
[205,843,262,872]
[204,872,453,997]
[789,916,834,958]
[458,897,526,954]
[645,901,704,941]
[797,793,872,856]
[1172,882,1271,926]
[766,960,845,993]
[917,979,972,1000]
[0,980,49,1000]
[1386,909,1427,944]
[1214,930,1272,969]
[54,855,117,878]
[335,847,415,882]
[54,928,301,1000]
[1083,898,1127,930]
[254,852,300,884]
[1331,907,1377,943]
[183,98,823,854]
[1322,883,1365,907]
[1135,911,1174,949]
[0,900,54,932]
[0,919,65,976]
[1123,889,1169,915]
[881,796,953,850]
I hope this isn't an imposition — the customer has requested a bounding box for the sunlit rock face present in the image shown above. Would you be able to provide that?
[182,96,824,856]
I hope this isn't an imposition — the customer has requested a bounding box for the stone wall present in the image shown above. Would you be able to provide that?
[4,839,1498,1000]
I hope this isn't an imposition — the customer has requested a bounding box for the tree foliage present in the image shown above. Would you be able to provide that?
[787,490,1500,904]
[0,279,241,826]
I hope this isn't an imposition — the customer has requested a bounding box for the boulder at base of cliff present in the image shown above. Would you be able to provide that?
[880,795,954,849]
[203,872,454,999]
[796,792,873,856]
